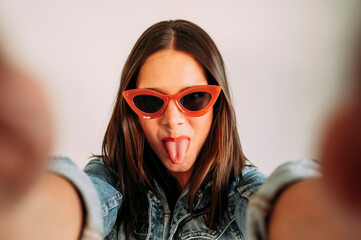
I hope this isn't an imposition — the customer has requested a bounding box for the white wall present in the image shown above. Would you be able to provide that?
[0,0,360,174]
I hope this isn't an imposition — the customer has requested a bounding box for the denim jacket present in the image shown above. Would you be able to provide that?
[48,156,266,239]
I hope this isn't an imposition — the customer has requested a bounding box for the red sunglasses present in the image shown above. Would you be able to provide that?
[122,85,221,119]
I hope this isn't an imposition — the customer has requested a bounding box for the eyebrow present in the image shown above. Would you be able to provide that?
[143,85,203,94]
[143,88,167,94]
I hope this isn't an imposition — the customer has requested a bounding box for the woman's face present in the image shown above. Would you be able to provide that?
[137,50,213,188]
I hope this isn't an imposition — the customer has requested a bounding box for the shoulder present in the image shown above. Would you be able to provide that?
[83,158,119,187]
[230,166,266,235]
[234,166,267,199]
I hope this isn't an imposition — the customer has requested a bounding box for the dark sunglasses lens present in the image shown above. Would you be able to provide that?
[180,92,212,111]
[133,95,164,113]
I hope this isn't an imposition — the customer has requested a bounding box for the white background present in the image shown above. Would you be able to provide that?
[0,0,360,174]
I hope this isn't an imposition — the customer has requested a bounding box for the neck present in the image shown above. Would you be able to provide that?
[170,167,194,191]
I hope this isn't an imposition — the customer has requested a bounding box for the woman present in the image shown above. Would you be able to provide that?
[83,19,266,239]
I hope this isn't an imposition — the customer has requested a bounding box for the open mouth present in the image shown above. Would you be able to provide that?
[162,136,190,164]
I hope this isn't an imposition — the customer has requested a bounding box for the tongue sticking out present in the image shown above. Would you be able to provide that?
[163,138,189,164]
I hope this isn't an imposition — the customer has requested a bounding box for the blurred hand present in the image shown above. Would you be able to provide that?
[320,38,361,231]
[0,59,53,211]
[320,96,361,235]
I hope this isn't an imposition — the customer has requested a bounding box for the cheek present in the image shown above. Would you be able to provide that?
[138,119,163,155]
[139,118,158,140]
[191,110,213,147]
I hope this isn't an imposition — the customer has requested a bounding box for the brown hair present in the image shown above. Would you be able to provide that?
[99,19,247,237]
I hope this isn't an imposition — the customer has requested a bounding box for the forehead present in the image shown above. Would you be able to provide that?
[136,50,208,94]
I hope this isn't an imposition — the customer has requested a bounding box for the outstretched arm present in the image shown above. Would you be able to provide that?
[0,173,84,240]
[267,178,356,240]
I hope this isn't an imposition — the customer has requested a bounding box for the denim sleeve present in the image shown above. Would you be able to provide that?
[47,156,123,239]
[246,159,321,240]
[47,156,104,239]
[234,166,267,236]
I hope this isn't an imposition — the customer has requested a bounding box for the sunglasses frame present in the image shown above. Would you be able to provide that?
[122,85,221,119]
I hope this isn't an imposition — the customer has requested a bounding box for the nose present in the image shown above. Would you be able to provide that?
[160,99,185,128]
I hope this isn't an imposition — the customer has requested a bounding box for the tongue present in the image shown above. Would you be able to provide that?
[163,139,189,164]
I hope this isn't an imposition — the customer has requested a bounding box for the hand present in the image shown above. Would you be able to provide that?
[0,59,53,211]
[320,98,361,217]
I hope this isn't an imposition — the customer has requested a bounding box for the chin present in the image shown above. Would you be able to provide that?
[162,157,194,173]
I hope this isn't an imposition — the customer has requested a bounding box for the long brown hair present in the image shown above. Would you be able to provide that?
[99,19,247,237]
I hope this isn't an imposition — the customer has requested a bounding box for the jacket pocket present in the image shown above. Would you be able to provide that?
[179,212,243,240]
